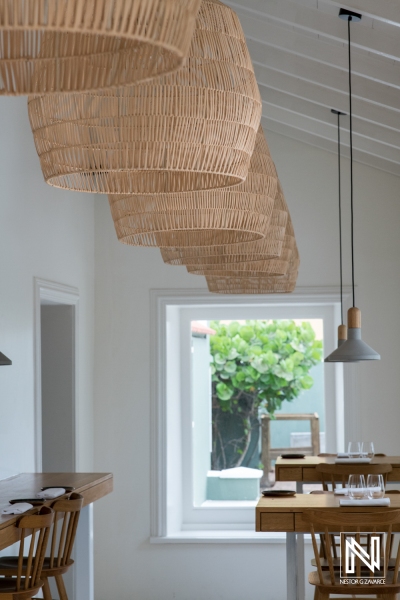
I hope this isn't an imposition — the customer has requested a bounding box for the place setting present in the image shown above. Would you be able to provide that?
[337,474,390,506]
[334,441,375,464]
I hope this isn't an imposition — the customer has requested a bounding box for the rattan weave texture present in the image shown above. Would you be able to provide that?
[108,127,276,247]
[160,181,288,266]
[206,243,300,294]
[28,0,262,194]
[0,0,200,95]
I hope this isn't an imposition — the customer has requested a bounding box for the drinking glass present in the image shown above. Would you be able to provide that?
[361,441,375,459]
[348,474,366,499]
[367,474,385,499]
[348,441,361,458]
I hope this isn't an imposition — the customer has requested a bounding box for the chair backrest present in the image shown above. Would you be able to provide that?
[48,493,83,569]
[303,509,400,586]
[16,506,54,591]
[316,463,392,491]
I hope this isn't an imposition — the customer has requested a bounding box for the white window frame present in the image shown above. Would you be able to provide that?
[150,287,356,543]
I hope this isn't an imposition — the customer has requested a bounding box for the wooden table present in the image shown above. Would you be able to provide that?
[275,455,400,484]
[0,473,113,600]
[256,492,400,600]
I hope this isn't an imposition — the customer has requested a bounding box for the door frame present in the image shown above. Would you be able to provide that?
[34,278,80,472]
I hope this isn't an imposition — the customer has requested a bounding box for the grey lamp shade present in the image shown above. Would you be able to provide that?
[0,352,12,366]
[325,308,380,363]
[324,324,347,362]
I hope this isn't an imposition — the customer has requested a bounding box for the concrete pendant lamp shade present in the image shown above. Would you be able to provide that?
[28,0,262,195]
[325,308,380,362]
[324,325,347,362]
[0,352,11,365]
[107,126,277,247]
[0,0,201,95]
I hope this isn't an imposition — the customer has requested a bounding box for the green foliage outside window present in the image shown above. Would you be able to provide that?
[209,320,323,470]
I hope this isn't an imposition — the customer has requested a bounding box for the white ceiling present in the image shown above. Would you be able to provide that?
[226,0,400,176]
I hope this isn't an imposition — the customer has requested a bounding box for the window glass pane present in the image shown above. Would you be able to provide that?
[191,318,324,504]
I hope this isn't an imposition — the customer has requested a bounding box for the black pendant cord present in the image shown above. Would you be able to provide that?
[337,112,344,325]
[348,16,355,308]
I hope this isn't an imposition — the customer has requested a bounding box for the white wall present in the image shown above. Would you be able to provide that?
[0,97,95,474]
[93,130,400,599]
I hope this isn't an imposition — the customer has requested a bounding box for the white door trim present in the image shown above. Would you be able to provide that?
[34,278,80,472]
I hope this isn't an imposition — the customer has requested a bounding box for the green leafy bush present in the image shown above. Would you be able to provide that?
[210,320,323,469]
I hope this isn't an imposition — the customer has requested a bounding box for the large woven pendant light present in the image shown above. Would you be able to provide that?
[325,9,379,363]
[325,108,348,362]
[187,212,294,276]
[0,0,201,95]
[107,126,276,248]
[160,181,288,266]
[206,244,299,294]
[28,0,262,194]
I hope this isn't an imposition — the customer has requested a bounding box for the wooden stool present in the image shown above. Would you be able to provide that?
[0,506,54,600]
[0,493,83,600]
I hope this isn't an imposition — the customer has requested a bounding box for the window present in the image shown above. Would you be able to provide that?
[150,288,350,542]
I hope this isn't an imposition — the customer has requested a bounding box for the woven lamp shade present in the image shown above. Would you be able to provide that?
[160,181,288,266]
[108,126,276,248]
[28,0,262,194]
[206,243,300,294]
[0,0,201,95]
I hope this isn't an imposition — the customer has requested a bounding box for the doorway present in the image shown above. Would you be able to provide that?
[34,278,79,472]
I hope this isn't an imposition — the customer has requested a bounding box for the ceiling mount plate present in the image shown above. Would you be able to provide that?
[331,109,347,116]
[339,8,362,22]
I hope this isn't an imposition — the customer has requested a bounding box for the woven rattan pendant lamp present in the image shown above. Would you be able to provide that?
[206,243,299,294]
[0,0,201,95]
[325,9,380,363]
[28,0,262,194]
[325,109,347,362]
[160,180,288,266]
[189,215,295,276]
[107,126,277,248]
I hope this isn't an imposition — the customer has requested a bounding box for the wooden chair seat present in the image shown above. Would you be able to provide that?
[309,569,400,596]
[0,578,44,600]
[0,556,74,577]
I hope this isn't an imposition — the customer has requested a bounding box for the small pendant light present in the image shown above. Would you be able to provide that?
[0,352,12,366]
[325,109,347,362]
[325,9,380,363]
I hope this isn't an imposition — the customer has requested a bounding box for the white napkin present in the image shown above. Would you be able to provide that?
[335,457,372,464]
[37,488,65,500]
[340,498,390,507]
[2,502,33,515]
[334,488,349,495]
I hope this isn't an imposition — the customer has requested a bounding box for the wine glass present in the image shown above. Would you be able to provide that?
[348,474,366,499]
[367,474,385,499]
[348,441,361,458]
[361,441,375,459]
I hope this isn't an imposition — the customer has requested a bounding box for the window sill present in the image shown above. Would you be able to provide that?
[150,530,289,544]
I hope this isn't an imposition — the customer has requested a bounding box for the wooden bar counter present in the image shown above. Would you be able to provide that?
[0,473,113,551]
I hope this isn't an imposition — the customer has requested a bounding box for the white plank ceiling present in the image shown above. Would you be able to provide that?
[226,0,400,176]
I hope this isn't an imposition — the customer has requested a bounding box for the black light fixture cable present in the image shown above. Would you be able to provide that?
[337,112,344,324]
[347,16,355,308]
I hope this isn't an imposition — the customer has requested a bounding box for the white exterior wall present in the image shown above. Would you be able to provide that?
[93,130,400,600]
[0,97,95,474]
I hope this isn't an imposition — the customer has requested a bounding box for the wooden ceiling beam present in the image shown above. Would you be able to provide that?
[227,0,400,62]
[262,117,400,177]
[239,12,400,90]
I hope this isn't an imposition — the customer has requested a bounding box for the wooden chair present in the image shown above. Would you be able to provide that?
[316,463,392,491]
[303,508,400,600]
[0,506,54,600]
[0,493,83,600]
